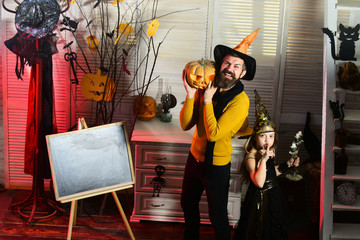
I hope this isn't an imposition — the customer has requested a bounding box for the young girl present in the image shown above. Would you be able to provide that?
[233,90,300,240]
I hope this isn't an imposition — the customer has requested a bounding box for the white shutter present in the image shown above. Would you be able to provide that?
[1,3,70,189]
[210,0,324,162]
[139,0,211,119]
[274,0,324,161]
[211,0,283,127]
[278,0,324,126]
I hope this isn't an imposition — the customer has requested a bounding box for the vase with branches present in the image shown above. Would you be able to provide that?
[59,0,175,138]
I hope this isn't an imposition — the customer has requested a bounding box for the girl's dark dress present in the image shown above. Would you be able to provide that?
[233,157,289,240]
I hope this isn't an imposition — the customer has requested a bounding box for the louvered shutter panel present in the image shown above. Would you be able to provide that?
[211,0,283,127]
[279,0,324,124]
[137,0,211,120]
[273,0,324,160]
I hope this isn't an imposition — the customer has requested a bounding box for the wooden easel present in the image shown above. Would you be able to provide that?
[66,118,135,240]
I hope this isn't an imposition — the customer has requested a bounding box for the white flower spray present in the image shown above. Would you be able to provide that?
[286,131,304,181]
[289,131,304,158]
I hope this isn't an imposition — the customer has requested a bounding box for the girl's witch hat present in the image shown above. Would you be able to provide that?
[253,89,274,134]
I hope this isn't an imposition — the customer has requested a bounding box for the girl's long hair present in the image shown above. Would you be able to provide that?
[239,123,278,184]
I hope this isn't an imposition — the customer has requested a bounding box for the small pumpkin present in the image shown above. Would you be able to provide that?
[115,23,133,45]
[81,69,115,101]
[147,19,160,37]
[112,0,124,5]
[133,95,157,121]
[86,35,99,50]
[184,58,216,89]
[118,23,133,35]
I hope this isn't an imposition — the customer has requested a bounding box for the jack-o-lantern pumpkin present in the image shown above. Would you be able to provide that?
[81,69,116,101]
[184,58,216,89]
[133,95,156,121]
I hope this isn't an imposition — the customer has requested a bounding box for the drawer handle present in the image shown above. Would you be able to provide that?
[152,156,167,160]
[151,203,165,208]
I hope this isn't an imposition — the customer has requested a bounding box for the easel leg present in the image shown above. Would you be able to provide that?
[67,200,78,240]
[111,192,135,240]
[96,193,109,222]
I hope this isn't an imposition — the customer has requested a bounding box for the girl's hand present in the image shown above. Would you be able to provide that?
[261,144,275,163]
[203,81,218,104]
[288,156,300,167]
[182,70,196,98]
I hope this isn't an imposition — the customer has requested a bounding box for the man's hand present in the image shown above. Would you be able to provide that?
[203,81,218,104]
[182,70,196,98]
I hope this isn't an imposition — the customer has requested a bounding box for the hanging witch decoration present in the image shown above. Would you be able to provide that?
[2,0,69,222]
[4,0,69,179]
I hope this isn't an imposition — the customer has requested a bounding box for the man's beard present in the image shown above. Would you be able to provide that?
[214,69,239,89]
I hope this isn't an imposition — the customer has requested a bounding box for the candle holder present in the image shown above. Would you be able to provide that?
[160,91,177,122]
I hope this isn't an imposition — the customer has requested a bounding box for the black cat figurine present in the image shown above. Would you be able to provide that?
[322,23,359,61]
[329,100,345,119]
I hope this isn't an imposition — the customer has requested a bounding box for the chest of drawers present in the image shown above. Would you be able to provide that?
[130,118,245,226]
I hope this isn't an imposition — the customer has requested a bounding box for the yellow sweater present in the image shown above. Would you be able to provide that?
[180,89,249,166]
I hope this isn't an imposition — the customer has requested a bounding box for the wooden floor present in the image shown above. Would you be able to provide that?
[0,185,318,240]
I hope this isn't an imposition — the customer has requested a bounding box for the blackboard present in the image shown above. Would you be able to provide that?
[46,122,135,203]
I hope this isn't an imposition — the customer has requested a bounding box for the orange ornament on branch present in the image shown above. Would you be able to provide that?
[184,58,216,89]
[86,35,99,50]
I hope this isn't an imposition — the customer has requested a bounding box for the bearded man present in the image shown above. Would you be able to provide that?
[179,28,259,240]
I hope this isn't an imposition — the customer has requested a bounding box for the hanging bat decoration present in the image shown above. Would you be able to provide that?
[106,30,115,38]
[60,16,79,32]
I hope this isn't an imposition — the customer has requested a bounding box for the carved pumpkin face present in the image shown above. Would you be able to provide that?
[133,95,156,121]
[81,69,115,101]
[184,58,216,89]
[147,19,159,37]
